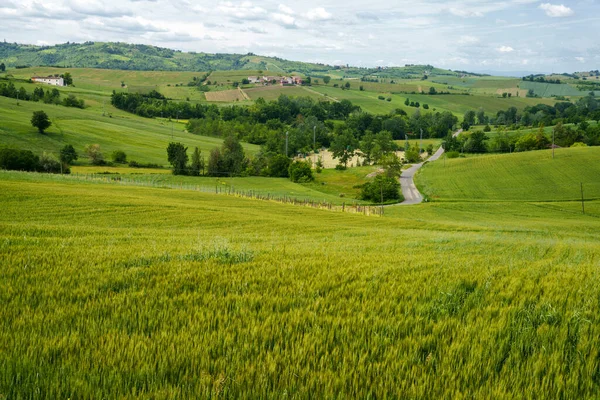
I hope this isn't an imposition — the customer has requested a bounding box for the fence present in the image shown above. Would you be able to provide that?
[63,173,385,217]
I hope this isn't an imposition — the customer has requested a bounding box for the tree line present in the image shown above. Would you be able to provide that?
[0,81,85,108]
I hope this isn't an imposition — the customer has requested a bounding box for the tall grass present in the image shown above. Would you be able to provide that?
[1,174,600,398]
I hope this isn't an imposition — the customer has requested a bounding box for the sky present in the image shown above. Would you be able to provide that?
[0,0,598,73]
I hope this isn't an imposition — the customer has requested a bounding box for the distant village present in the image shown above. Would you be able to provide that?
[247,76,303,86]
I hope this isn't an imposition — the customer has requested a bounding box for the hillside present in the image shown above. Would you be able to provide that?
[416,147,600,202]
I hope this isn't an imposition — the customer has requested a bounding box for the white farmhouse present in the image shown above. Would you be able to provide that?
[31,76,65,86]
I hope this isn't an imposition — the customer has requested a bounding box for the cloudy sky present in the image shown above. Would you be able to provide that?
[1,0,598,73]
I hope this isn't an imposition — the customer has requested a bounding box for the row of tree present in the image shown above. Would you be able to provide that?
[0,81,85,108]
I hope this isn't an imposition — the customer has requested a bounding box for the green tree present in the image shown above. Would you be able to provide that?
[111,150,127,163]
[429,87,437,94]
[380,153,402,178]
[331,130,358,169]
[288,160,314,182]
[323,76,331,85]
[0,63,5,72]
[268,154,291,177]
[31,111,51,133]
[62,72,73,86]
[404,98,410,106]
[464,130,488,153]
[166,142,188,175]
[59,144,78,165]
[221,134,246,175]
[360,175,401,203]
[344,82,351,89]
[190,147,204,176]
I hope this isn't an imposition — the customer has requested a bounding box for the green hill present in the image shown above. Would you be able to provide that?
[416,147,600,202]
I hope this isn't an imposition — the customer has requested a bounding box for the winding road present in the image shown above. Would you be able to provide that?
[398,129,462,205]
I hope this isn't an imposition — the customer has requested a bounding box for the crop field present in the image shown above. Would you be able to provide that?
[206,70,265,84]
[1,171,600,398]
[416,146,600,203]
[518,81,589,97]
[0,96,259,165]
[204,89,247,102]
[9,67,203,92]
[243,86,322,101]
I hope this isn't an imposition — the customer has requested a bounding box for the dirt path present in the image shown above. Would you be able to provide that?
[238,87,250,101]
[301,86,340,102]
[395,129,462,205]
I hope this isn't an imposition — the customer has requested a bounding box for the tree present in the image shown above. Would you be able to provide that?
[429,87,437,95]
[268,154,291,177]
[38,152,63,173]
[59,144,78,165]
[323,76,331,85]
[0,63,5,72]
[166,142,188,175]
[62,72,73,86]
[344,82,351,89]
[404,98,410,106]
[84,144,105,165]
[207,148,223,176]
[464,130,488,153]
[380,153,402,178]
[288,160,314,182]
[330,130,358,169]
[31,111,51,133]
[221,134,246,175]
[111,150,127,163]
[360,175,401,203]
[190,147,204,176]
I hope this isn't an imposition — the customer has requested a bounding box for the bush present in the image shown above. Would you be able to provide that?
[360,175,401,203]
[446,151,460,158]
[378,95,385,100]
[386,97,392,102]
[111,150,127,163]
[288,160,314,182]
[483,124,492,132]
[128,160,163,169]
[268,154,291,177]
[60,144,78,165]
[0,147,39,171]
[39,152,66,174]
[84,144,105,165]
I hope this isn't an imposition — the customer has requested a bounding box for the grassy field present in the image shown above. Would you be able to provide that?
[244,86,322,101]
[416,146,600,202]
[0,96,260,165]
[1,171,600,398]
[204,89,247,102]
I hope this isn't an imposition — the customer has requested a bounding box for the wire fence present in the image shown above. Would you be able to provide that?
[54,172,386,217]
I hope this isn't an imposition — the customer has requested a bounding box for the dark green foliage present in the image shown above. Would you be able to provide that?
[0,147,39,171]
[221,135,246,175]
[84,144,105,165]
[38,152,65,173]
[189,147,204,176]
[166,142,188,175]
[0,62,5,72]
[463,131,488,153]
[62,94,85,108]
[268,154,291,177]
[360,175,401,203]
[288,161,314,183]
[62,72,73,86]
[31,110,51,133]
[446,151,460,159]
[330,130,358,168]
[59,144,78,165]
[111,150,127,164]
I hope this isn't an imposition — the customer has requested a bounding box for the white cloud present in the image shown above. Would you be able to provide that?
[278,4,294,15]
[497,46,514,52]
[449,8,484,18]
[306,7,332,21]
[539,3,574,17]
[272,13,297,28]
[575,56,585,62]
[458,35,480,45]
[218,2,266,21]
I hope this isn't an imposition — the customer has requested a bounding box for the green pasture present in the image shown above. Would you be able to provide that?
[244,86,322,101]
[417,146,600,202]
[0,96,259,165]
[518,81,593,97]
[1,172,600,398]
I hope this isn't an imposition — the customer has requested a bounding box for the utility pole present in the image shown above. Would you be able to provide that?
[552,128,555,159]
[581,182,585,214]
[313,125,316,151]
[285,131,289,157]
[420,128,423,154]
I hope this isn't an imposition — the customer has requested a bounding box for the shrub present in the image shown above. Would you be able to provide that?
[386,97,392,102]
[84,144,105,165]
[0,147,39,171]
[39,152,66,173]
[60,144,78,165]
[483,124,492,132]
[288,160,314,182]
[446,151,460,158]
[360,175,401,203]
[378,95,385,100]
[111,150,127,164]
[128,161,163,169]
[268,154,291,177]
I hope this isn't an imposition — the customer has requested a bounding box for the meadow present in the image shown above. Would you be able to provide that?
[1,171,599,398]
[0,95,260,165]
[416,146,600,203]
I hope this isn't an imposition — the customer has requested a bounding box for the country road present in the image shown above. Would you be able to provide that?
[397,129,462,205]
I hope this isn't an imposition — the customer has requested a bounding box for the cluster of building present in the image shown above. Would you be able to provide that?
[247,76,303,86]
[31,76,65,86]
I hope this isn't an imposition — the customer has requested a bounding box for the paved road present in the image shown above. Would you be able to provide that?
[397,130,462,205]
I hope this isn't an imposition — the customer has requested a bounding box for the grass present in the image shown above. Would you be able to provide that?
[0,96,260,165]
[303,166,379,201]
[244,86,322,101]
[1,171,600,398]
[416,146,600,202]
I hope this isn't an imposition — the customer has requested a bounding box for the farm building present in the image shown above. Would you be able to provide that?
[247,76,261,84]
[31,76,64,86]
